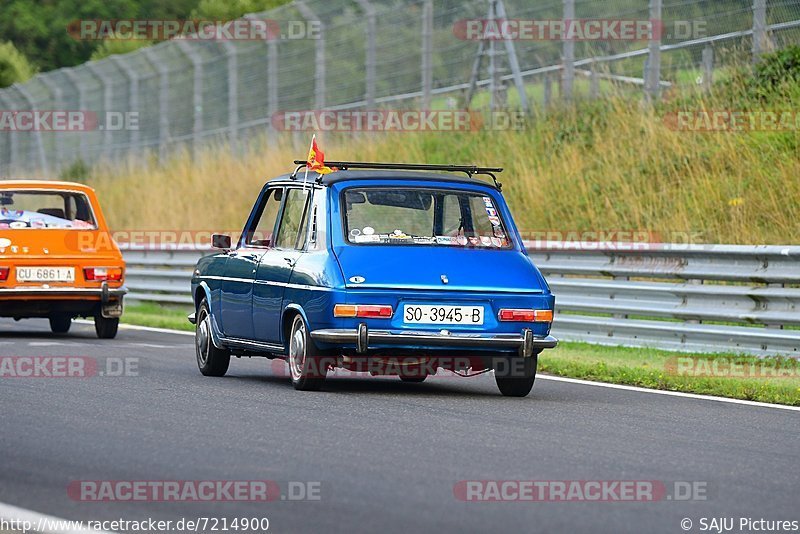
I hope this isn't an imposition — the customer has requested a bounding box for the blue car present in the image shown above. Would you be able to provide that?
[189,161,557,396]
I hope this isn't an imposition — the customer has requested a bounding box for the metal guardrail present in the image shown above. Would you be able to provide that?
[123,243,800,357]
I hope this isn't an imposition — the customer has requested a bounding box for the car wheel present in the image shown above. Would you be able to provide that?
[494,353,538,397]
[94,315,119,339]
[195,300,230,377]
[288,314,327,391]
[49,314,72,334]
[398,367,428,383]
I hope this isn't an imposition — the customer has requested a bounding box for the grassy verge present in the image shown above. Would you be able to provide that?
[122,302,194,332]
[122,303,800,405]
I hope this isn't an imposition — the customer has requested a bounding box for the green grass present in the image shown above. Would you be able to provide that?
[122,303,800,405]
[540,342,800,406]
[122,302,194,332]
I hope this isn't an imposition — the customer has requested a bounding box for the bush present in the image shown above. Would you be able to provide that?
[752,45,800,95]
[0,41,35,88]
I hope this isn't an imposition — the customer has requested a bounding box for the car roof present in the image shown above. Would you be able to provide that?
[0,180,95,193]
[266,170,500,190]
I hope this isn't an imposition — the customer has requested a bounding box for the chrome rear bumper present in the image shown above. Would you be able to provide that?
[311,324,557,357]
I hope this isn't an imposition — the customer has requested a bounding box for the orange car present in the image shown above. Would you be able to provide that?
[0,181,126,338]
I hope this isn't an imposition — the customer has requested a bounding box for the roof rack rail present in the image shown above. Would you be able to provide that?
[290,160,504,190]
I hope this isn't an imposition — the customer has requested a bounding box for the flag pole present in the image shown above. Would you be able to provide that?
[302,134,316,191]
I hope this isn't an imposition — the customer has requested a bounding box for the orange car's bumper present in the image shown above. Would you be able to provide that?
[0,282,126,319]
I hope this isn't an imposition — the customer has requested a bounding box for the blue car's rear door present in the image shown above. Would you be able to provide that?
[253,187,311,343]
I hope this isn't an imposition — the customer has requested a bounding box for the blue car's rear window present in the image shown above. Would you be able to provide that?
[343,187,512,248]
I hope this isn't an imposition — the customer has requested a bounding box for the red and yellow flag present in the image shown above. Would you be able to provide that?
[306,136,334,175]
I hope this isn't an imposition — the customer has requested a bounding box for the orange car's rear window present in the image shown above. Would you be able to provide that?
[0,190,97,230]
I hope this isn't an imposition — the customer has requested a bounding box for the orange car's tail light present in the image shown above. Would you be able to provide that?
[498,309,553,322]
[0,267,8,281]
[334,304,393,318]
[84,267,123,282]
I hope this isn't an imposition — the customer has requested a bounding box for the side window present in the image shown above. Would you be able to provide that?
[441,194,463,235]
[275,188,311,250]
[247,188,283,247]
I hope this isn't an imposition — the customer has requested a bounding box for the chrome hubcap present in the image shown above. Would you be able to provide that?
[289,321,306,380]
[196,310,210,366]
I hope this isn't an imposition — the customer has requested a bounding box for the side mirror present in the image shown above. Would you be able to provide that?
[212,234,232,250]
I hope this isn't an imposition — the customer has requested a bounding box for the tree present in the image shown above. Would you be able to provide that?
[0,40,35,88]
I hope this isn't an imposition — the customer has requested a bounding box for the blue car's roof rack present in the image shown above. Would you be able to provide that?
[290,160,504,190]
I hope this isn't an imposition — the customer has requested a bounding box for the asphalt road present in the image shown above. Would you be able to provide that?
[0,318,798,534]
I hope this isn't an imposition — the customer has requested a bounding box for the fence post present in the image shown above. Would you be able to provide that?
[38,75,63,170]
[0,92,18,174]
[494,0,530,114]
[645,0,662,102]
[296,1,326,109]
[12,85,48,174]
[562,0,575,101]
[590,61,599,99]
[176,41,204,156]
[701,45,713,92]
[421,0,433,109]
[143,48,170,159]
[543,73,552,108]
[752,0,767,62]
[86,63,114,159]
[62,68,87,164]
[354,0,376,108]
[110,55,140,153]
[218,42,239,149]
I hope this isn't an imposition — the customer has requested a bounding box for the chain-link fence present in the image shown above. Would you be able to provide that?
[1,0,799,177]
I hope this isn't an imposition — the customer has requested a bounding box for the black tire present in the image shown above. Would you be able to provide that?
[49,314,72,334]
[287,314,328,391]
[398,367,428,383]
[94,315,119,339]
[195,300,230,376]
[494,353,538,397]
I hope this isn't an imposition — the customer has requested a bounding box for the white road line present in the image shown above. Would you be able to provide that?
[74,320,194,337]
[538,374,800,412]
[71,322,800,411]
[0,501,115,534]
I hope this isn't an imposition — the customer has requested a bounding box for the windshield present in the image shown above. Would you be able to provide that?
[343,187,512,248]
[0,190,97,229]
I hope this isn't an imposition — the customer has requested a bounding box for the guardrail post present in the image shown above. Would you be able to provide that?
[645,0,662,102]
[296,1,326,110]
[110,55,140,153]
[11,84,48,174]
[561,0,575,101]
[421,0,433,109]
[752,0,768,62]
[590,61,599,99]
[143,48,170,159]
[176,41,204,156]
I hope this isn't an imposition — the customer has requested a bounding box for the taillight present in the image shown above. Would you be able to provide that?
[0,267,8,281]
[84,267,123,282]
[334,304,393,318]
[498,309,553,322]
